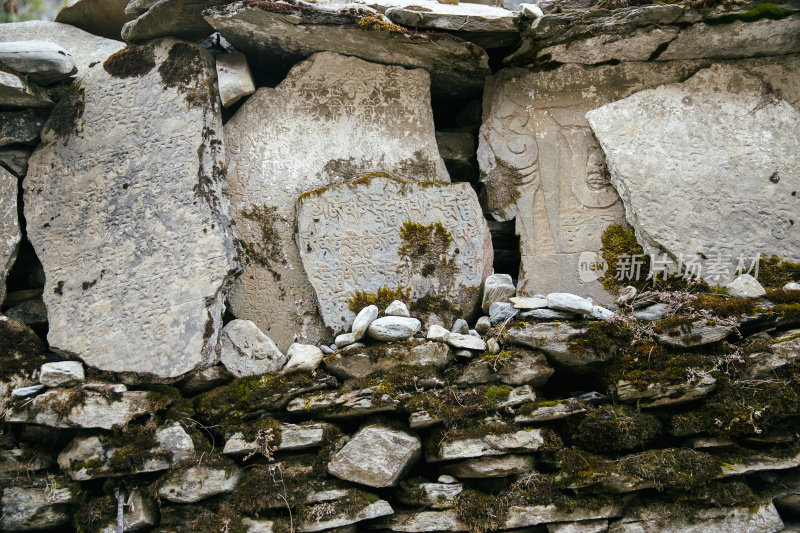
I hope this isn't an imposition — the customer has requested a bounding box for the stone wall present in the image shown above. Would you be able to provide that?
[1,0,800,531]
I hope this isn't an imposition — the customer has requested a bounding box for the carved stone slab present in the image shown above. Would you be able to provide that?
[587,63,800,284]
[296,175,492,334]
[224,51,448,350]
[477,61,709,302]
[24,39,238,378]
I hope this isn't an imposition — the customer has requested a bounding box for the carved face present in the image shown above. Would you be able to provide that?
[585,147,612,191]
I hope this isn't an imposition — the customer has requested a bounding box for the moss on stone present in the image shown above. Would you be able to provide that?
[708,3,796,24]
[571,404,661,454]
[237,204,286,280]
[758,255,800,289]
[398,220,460,282]
[348,286,411,314]
[73,495,115,533]
[47,81,85,139]
[455,488,509,533]
[0,316,47,380]
[102,44,155,78]
[158,42,216,110]
[618,448,722,491]
[357,14,409,33]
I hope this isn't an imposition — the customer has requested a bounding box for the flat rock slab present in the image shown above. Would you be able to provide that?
[299,499,394,532]
[0,41,77,85]
[0,71,53,108]
[477,62,705,303]
[505,502,625,529]
[223,422,332,456]
[203,1,491,98]
[158,460,242,503]
[440,454,534,478]
[386,510,467,532]
[1,484,74,531]
[611,502,784,533]
[588,63,800,284]
[56,0,135,40]
[123,0,226,43]
[297,175,492,334]
[57,423,194,480]
[328,425,421,487]
[383,0,516,33]
[5,388,152,429]
[427,428,547,462]
[0,22,124,76]
[223,51,446,351]
[1,167,20,306]
[24,39,237,379]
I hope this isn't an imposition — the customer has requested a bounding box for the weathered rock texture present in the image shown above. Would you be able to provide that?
[296,175,493,334]
[478,62,709,301]
[24,39,238,378]
[224,52,447,349]
[1,166,20,306]
[203,1,491,97]
[55,0,136,40]
[123,0,226,43]
[587,62,800,284]
[0,21,125,75]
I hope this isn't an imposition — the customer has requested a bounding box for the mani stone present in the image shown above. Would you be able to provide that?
[477,61,707,304]
[24,39,238,379]
[297,175,493,334]
[203,1,491,98]
[55,0,135,40]
[0,41,77,85]
[223,51,447,351]
[0,22,125,75]
[1,166,20,306]
[219,319,286,377]
[328,426,421,488]
[587,63,800,285]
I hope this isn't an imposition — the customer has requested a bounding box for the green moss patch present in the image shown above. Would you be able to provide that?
[0,316,47,380]
[102,44,155,78]
[158,42,216,109]
[571,404,661,454]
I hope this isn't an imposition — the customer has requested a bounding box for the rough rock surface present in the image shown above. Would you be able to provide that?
[223,52,447,350]
[297,175,492,334]
[502,322,606,366]
[57,423,194,479]
[1,484,74,531]
[0,41,77,85]
[387,510,467,532]
[55,0,135,40]
[482,273,516,313]
[24,39,238,378]
[328,426,421,487]
[5,387,152,429]
[0,21,124,75]
[122,0,225,43]
[478,62,704,302]
[368,316,422,342]
[440,454,534,478]
[610,502,784,533]
[282,343,324,374]
[158,461,242,503]
[0,70,53,108]
[0,109,49,148]
[203,1,491,97]
[220,319,286,377]
[39,361,84,388]
[428,428,548,461]
[587,63,800,284]
[1,166,20,306]
[299,499,394,532]
[215,52,255,108]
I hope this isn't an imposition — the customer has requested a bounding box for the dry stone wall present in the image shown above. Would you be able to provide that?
[1,1,800,533]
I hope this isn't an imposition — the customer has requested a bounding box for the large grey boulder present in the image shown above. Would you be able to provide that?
[55,0,135,40]
[220,319,286,377]
[1,483,74,531]
[223,52,446,351]
[1,167,20,306]
[297,175,493,334]
[328,426,421,487]
[58,423,194,480]
[587,63,800,285]
[204,1,491,98]
[24,39,238,378]
[477,62,702,303]
[0,71,53,108]
[0,41,77,85]
[0,22,124,75]
[158,460,242,503]
[0,109,49,148]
